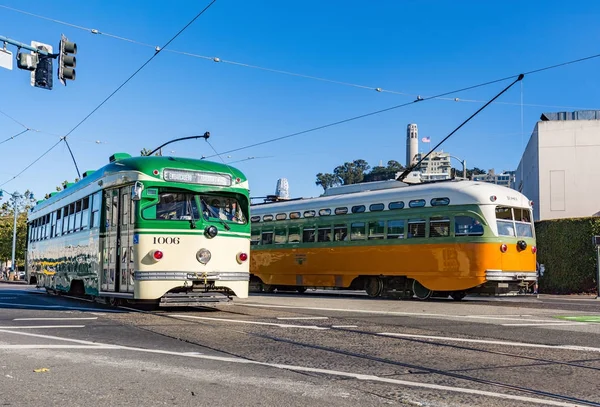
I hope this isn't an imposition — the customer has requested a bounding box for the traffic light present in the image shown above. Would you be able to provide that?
[31,42,53,90]
[58,34,76,85]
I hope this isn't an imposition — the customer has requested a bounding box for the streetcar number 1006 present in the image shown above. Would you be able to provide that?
[153,237,180,245]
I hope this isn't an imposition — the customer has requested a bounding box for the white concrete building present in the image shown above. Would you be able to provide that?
[415,151,452,182]
[472,169,515,188]
[514,110,600,221]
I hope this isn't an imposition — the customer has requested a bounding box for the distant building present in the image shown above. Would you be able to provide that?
[514,110,600,221]
[472,169,515,188]
[414,151,452,182]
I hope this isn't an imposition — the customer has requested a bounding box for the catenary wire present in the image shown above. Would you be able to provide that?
[0,108,29,129]
[0,139,62,188]
[2,3,599,110]
[0,129,29,146]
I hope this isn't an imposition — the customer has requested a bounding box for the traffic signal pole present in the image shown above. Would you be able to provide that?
[0,35,52,56]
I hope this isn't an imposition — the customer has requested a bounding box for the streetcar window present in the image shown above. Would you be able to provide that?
[333,224,348,241]
[289,212,301,219]
[387,220,405,239]
[495,207,515,237]
[82,197,90,230]
[250,216,261,223]
[455,216,484,236]
[91,192,101,228]
[45,214,51,239]
[262,215,274,222]
[350,222,366,240]
[514,208,532,223]
[351,205,366,214]
[55,209,62,237]
[319,208,331,216]
[261,231,273,245]
[62,206,69,234]
[516,223,534,238]
[408,199,426,208]
[317,226,332,242]
[334,207,348,215]
[75,200,83,231]
[288,226,301,243]
[302,228,315,243]
[121,194,129,226]
[369,203,384,212]
[276,213,287,220]
[274,228,287,244]
[250,230,260,245]
[514,208,533,237]
[303,210,316,218]
[388,201,404,210]
[407,219,426,238]
[430,197,450,206]
[154,192,199,221]
[430,216,450,237]
[368,220,385,240]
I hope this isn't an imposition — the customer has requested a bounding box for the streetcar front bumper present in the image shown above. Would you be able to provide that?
[133,271,250,282]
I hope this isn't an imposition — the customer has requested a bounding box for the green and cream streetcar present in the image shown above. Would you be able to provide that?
[26,153,251,307]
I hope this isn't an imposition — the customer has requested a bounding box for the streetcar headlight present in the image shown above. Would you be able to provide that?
[204,225,218,239]
[517,240,527,252]
[196,248,211,264]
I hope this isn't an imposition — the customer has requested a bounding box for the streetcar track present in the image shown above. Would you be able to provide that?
[116,303,600,407]
[19,291,600,407]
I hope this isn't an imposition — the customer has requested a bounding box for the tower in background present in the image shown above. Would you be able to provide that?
[406,123,419,167]
[275,178,290,199]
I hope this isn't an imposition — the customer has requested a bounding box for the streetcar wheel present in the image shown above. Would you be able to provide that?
[412,280,433,300]
[107,297,121,307]
[451,291,466,301]
[262,284,275,293]
[365,277,384,298]
[296,287,307,294]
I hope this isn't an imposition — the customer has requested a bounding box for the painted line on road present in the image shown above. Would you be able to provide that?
[276,317,328,320]
[13,317,98,321]
[0,328,583,407]
[501,323,586,327]
[239,303,559,323]
[0,344,120,350]
[0,325,85,329]
[331,325,358,328]
[171,315,329,330]
[377,332,600,353]
[0,302,123,313]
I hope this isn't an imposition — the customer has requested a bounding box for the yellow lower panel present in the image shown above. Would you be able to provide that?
[250,242,536,291]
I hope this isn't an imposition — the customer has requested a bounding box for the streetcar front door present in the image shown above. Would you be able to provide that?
[101,187,135,293]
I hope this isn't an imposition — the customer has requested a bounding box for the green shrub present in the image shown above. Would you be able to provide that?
[535,217,600,294]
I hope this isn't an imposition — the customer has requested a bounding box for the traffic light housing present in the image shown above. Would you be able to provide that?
[58,34,76,85]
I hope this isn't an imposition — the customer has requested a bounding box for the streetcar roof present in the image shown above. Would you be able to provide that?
[250,180,532,217]
[31,155,248,215]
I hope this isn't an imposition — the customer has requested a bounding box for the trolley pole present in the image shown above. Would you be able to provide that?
[594,236,600,300]
[10,192,20,273]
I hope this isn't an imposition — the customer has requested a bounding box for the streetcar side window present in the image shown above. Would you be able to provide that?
[455,216,484,236]
[75,200,82,232]
[495,206,515,237]
[368,220,385,240]
[333,224,347,241]
[62,206,69,234]
[408,219,426,238]
[302,228,316,243]
[430,216,450,238]
[387,219,405,239]
[55,209,62,237]
[81,197,90,230]
[251,230,260,245]
[317,226,332,242]
[288,226,301,243]
[91,192,101,228]
[274,228,287,244]
[350,222,366,240]
[261,231,274,245]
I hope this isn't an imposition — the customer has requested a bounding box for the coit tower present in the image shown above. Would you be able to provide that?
[406,123,419,167]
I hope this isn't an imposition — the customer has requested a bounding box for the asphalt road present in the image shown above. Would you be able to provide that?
[2,283,600,407]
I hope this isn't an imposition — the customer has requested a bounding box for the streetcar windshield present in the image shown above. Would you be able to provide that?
[145,191,247,224]
[495,206,533,238]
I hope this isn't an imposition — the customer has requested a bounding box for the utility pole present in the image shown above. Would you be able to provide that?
[10,193,18,273]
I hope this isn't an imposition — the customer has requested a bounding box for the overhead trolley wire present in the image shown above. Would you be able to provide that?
[0,0,218,187]
[2,3,600,111]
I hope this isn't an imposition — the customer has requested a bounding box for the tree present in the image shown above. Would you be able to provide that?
[141,148,162,156]
[315,173,340,191]
[333,159,371,185]
[0,190,35,268]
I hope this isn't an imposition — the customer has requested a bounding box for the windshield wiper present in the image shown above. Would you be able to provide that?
[186,196,197,229]
[200,198,231,231]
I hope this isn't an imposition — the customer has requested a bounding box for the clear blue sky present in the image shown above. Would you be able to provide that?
[1,0,599,201]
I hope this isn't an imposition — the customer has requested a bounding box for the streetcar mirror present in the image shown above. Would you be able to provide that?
[132,182,143,201]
